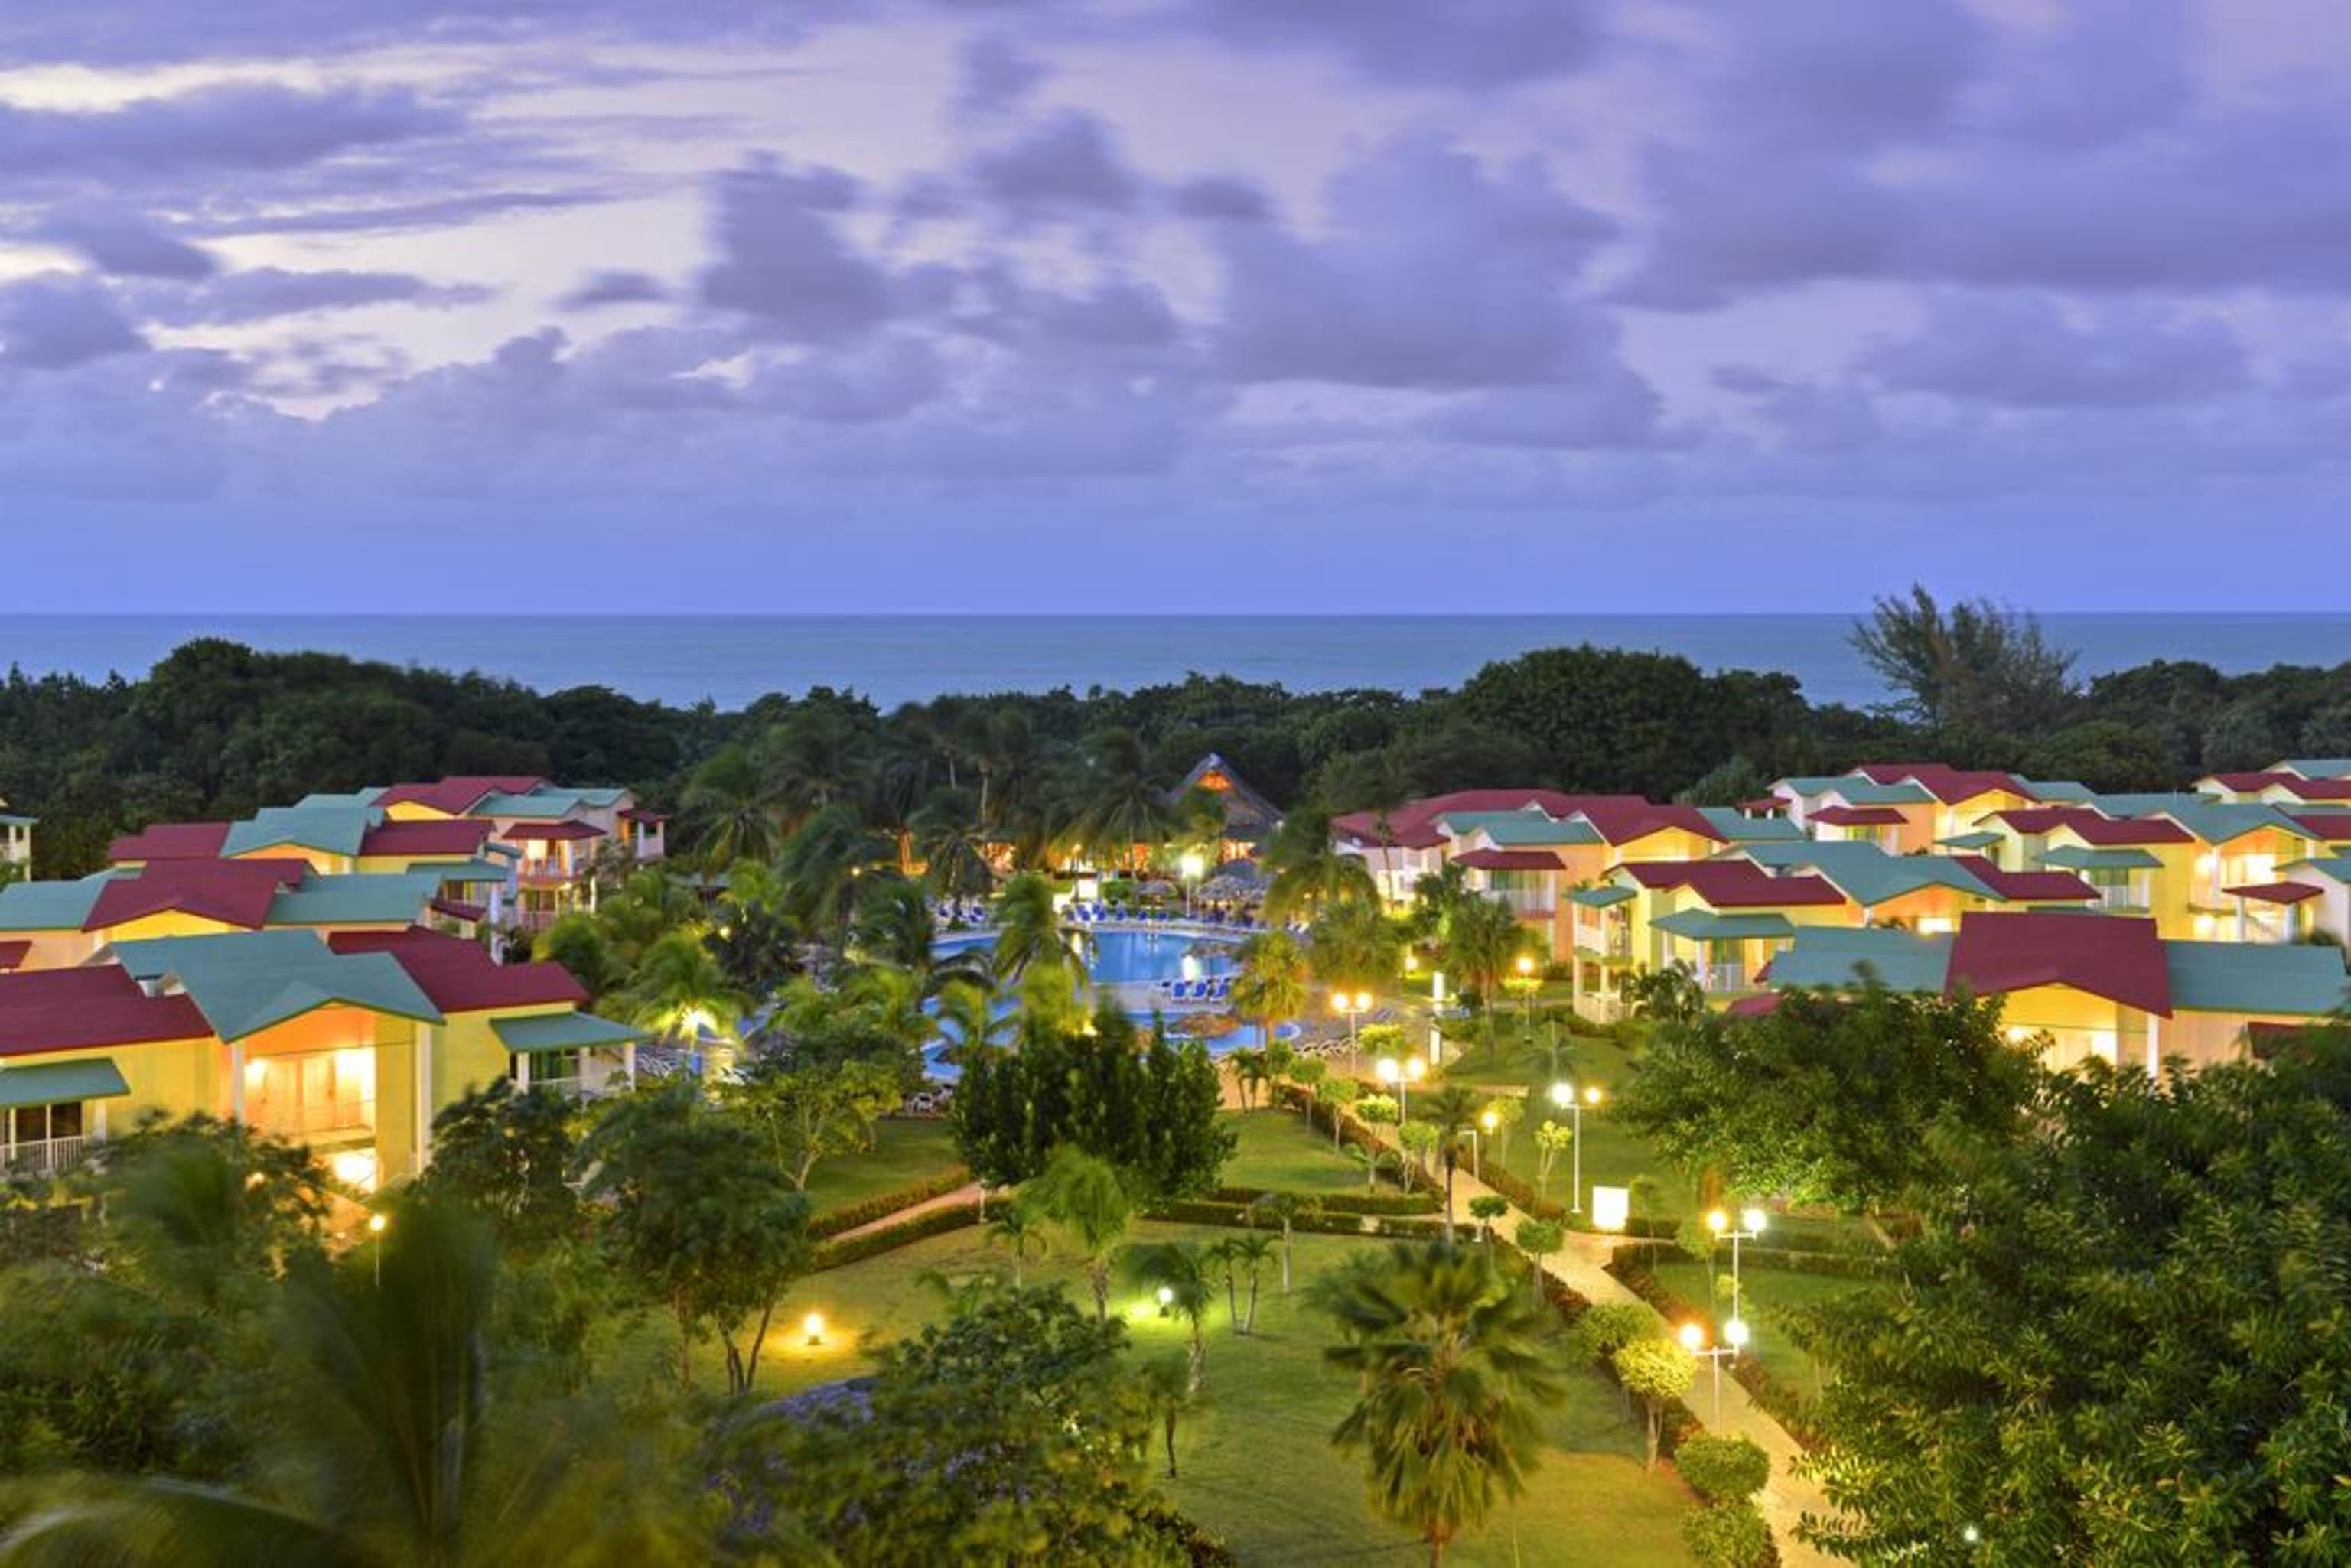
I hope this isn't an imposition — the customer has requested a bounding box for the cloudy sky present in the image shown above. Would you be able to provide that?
[6,0,2349,612]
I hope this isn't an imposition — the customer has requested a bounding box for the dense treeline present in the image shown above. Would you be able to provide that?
[8,595,2351,878]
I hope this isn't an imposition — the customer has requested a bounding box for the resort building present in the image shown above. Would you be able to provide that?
[1172,753,1283,865]
[0,795,30,877]
[0,926,634,1186]
[1760,911,2351,1076]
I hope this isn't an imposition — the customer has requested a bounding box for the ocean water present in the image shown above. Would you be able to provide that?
[3,613,2346,712]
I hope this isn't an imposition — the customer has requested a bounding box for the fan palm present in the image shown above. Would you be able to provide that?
[1318,1241,1568,1567]
[1023,1147,1132,1322]
[1309,894,1405,992]
[1439,893,1526,1054]
[1261,805,1377,923]
[983,1201,1050,1288]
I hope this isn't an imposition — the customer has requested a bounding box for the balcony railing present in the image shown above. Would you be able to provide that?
[516,857,581,884]
[1486,889,1555,918]
[252,1099,374,1140]
[2,1137,88,1177]
[1700,962,1747,995]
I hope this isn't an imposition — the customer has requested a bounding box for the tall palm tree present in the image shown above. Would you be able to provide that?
[932,974,1014,1062]
[1060,727,1170,872]
[1261,805,1377,924]
[988,871,1091,984]
[774,804,893,942]
[1310,894,1405,993]
[1221,1231,1276,1335]
[757,704,862,828]
[1229,929,1311,1063]
[623,929,750,1051]
[848,876,937,974]
[1124,1239,1216,1393]
[1135,1355,1193,1481]
[908,786,994,899]
[678,743,781,868]
[1319,1241,1568,1568]
[983,1201,1050,1288]
[1024,1147,1132,1322]
[1421,1085,1485,1245]
[963,705,1034,838]
[1440,896,1526,1056]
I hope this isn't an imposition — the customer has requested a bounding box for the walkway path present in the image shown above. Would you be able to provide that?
[1366,1122,1841,1567]
[827,1182,982,1242]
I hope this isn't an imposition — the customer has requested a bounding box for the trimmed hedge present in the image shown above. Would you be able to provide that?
[808,1166,974,1240]
[1128,1496,1239,1567]
[812,1201,980,1270]
[1611,1238,1893,1282]
[1477,1162,1566,1222]
[1207,1185,1438,1216]
[1142,1198,1449,1241]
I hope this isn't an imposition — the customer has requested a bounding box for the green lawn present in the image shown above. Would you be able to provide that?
[1219,1108,1376,1194]
[751,1223,1698,1566]
[1647,1260,1869,1397]
[799,1117,965,1216]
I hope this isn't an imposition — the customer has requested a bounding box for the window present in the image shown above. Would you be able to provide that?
[248,1049,376,1137]
[8,1101,82,1146]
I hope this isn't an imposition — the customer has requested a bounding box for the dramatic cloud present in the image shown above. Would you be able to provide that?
[39,206,217,279]
[0,81,457,181]
[965,112,1141,219]
[698,158,907,342]
[1861,295,2252,408]
[0,275,148,369]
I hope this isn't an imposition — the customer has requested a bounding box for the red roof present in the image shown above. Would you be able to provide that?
[429,897,488,923]
[1987,808,2190,846]
[0,966,212,1056]
[2224,882,2323,905]
[2292,814,2351,842]
[1455,848,1565,871]
[373,776,548,816]
[0,941,28,972]
[1946,912,2170,1016]
[620,807,668,825]
[106,821,232,863]
[1948,857,2098,903]
[501,821,605,843]
[1854,763,2035,805]
[328,928,586,1013]
[1737,797,1786,813]
[2288,779,2351,802]
[1333,791,1645,850]
[1811,805,1907,827]
[1725,994,1782,1018]
[1573,799,1724,847]
[360,819,490,857]
[2205,771,2301,792]
[83,859,309,933]
[1620,861,1847,908]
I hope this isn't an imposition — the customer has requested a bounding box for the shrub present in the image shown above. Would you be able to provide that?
[1682,1502,1773,1568]
[1674,1434,1770,1505]
[807,1166,974,1239]
[812,1202,980,1269]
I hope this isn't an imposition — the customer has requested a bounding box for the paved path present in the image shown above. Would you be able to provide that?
[1366,1121,1841,1567]
[826,1182,982,1242]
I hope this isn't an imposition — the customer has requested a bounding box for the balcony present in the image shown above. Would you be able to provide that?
[2,1137,88,1178]
[1700,961,1747,995]
[516,856,582,886]
[253,1098,375,1140]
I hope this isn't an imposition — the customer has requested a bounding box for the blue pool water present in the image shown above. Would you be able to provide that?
[925,926,1291,1081]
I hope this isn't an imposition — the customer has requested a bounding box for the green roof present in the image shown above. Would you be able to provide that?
[1744,841,1991,906]
[0,1058,130,1108]
[0,876,109,932]
[491,1012,646,1053]
[1936,831,2004,851]
[2038,846,2161,871]
[471,786,626,820]
[2090,792,2219,818]
[2020,779,2097,803]
[1654,909,1796,942]
[266,873,441,928]
[2162,941,2351,1017]
[1779,776,1934,805]
[409,858,516,884]
[2278,759,2351,780]
[1441,812,1603,847]
[295,791,384,811]
[112,931,443,1042]
[223,805,375,859]
[2282,856,2351,885]
[1766,926,1953,994]
[1697,808,1806,843]
[1568,885,1636,909]
[0,814,35,828]
[2154,802,2321,847]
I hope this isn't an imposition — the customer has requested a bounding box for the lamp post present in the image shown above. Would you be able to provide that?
[1477,1108,1497,1180]
[1706,1207,1767,1326]
[1330,988,1373,1073]
[1549,1080,1604,1215]
[1679,1319,1748,1425]
[1179,850,1206,920]
[1376,1055,1425,1122]
[367,1212,388,1289]
[1513,953,1537,1037]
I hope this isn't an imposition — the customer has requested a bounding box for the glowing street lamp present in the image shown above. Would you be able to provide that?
[1706,1206,1767,1326]
[1179,850,1206,919]
[367,1212,388,1288]
[1155,1284,1176,1316]
[1330,988,1373,1072]
[1678,1320,1744,1424]
[1477,1108,1498,1180]
[1548,1080,1604,1214]
[1376,1054,1425,1121]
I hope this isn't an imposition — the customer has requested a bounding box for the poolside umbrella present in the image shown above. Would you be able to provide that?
[1197,874,1255,903]
[1139,880,1178,898]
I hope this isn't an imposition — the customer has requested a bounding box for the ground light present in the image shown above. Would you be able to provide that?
[1548,1080,1604,1214]
[803,1311,825,1346]
[367,1212,387,1288]
[1156,1285,1175,1316]
[1477,1108,1498,1179]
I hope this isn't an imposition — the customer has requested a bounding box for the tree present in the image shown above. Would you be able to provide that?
[619,928,749,1051]
[774,802,893,941]
[984,1200,1050,1289]
[1227,1046,1269,1111]
[1222,1231,1275,1334]
[1613,1336,1697,1469]
[1533,1120,1574,1201]
[1246,1191,1318,1294]
[989,870,1090,984]
[1124,1240,1216,1394]
[1318,1241,1568,1566]
[730,1285,1176,1566]
[1849,583,2080,734]
[1309,894,1404,993]
[535,911,623,998]
[1060,727,1171,870]
[1616,983,2043,1212]
[576,1082,812,1393]
[678,741,781,867]
[1674,1434,1770,1505]
[1796,1031,2351,1563]
[1512,1218,1565,1308]
[417,1079,583,1255]
[1421,1084,1484,1244]
[1261,805,1377,923]
[1315,1076,1363,1149]
[1135,1354,1193,1482]
[1023,1147,1134,1322]
[1437,895,1522,1053]
[728,1054,903,1191]
[1230,929,1312,1057]
[1622,962,1705,1027]
[848,874,939,974]
[1482,1094,1523,1172]
[1565,1301,1654,1419]
[909,785,993,899]
[1467,1194,1509,1246]
[1396,1120,1438,1181]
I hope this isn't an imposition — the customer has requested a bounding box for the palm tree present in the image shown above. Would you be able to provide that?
[1261,805,1378,924]
[1248,1192,1317,1295]
[774,804,893,942]
[678,743,781,867]
[622,929,749,1052]
[984,1201,1050,1288]
[909,786,993,899]
[1125,1239,1216,1393]
[933,974,1014,1062]
[1318,1241,1568,1567]
[1223,1231,1276,1334]
[1059,727,1170,872]
[1421,1085,1485,1245]
[1310,894,1405,993]
[962,704,1034,838]
[1229,929,1311,1063]
[758,704,861,828]
[848,876,939,974]
[1024,1147,1132,1321]
[1439,894,1525,1056]
[1134,1354,1193,1481]
[988,870,1091,983]
[1227,1046,1269,1112]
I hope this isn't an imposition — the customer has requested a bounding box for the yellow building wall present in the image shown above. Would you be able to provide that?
[229,847,353,875]
[5,928,108,971]
[379,802,458,823]
[1984,984,2147,1074]
[99,911,246,945]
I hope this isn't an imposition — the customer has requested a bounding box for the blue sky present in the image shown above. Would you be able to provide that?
[5,0,2350,612]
